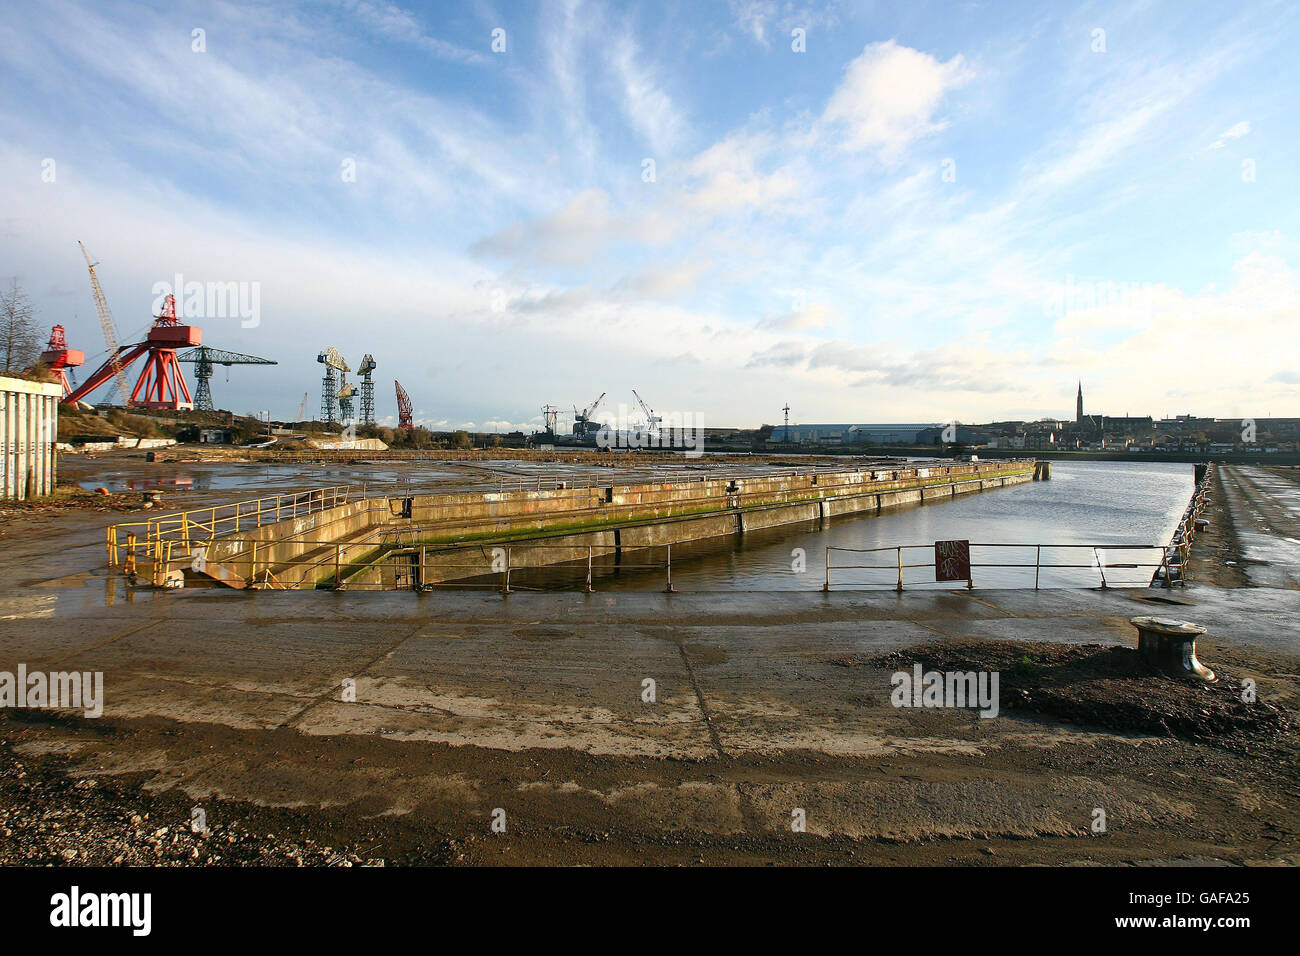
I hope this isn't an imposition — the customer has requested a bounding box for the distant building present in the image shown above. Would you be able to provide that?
[768,424,938,445]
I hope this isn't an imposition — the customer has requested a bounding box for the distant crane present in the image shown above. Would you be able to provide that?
[338,381,357,424]
[176,346,277,412]
[394,379,413,430]
[782,403,790,441]
[317,348,349,424]
[38,326,84,397]
[540,403,560,435]
[358,354,377,426]
[632,389,662,434]
[573,391,605,438]
[296,392,309,421]
[76,241,131,404]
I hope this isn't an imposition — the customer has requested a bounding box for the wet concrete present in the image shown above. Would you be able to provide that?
[1217,466,1300,588]
[2,460,1298,865]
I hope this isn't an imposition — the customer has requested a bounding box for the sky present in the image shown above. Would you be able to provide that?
[1,0,1298,432]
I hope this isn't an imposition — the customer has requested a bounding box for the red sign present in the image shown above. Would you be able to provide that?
[935,540,971,582]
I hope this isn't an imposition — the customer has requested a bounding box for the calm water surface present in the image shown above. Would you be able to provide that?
[521,460,1195,591]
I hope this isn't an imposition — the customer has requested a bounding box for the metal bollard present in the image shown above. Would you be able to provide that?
[1129,616,1216,682]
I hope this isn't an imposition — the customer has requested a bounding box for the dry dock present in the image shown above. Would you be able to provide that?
[0,458,1296,866]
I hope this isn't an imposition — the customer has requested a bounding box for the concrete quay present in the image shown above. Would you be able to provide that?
[125,459,1036,589]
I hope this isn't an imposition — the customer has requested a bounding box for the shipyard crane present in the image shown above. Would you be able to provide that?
[573,391,605,438]
[317,347,350,424]
[176,346,277,412]
[296,392,309,422]
[394,379,414,430]
[38,326,84,397]
[75,241,131,404]
[540,403,560,435]
[632,389,662,434]
[357,354,377,426]
[338,381,357,424]
[66,292,200,409]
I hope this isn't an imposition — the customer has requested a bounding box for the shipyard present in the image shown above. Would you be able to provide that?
[2,0,1299,936]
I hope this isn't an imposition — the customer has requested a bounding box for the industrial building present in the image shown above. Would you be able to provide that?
[769,423,942,445]
[0,374,62,500]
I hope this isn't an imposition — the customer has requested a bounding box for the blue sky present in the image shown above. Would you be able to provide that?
[2,0,1298,429]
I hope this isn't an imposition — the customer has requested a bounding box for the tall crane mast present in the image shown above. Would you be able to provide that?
[317,347,350,424]
[540,403,560,435]
[632,389,662,433]
[358,354,377,426]
[78,241,131,404]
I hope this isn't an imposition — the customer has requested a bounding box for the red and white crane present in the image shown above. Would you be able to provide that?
[39,325,84,397]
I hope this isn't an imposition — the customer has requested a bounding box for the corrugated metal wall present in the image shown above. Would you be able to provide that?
[0,376,62,500]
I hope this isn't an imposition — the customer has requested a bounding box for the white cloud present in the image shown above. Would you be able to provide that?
[1209,120,1252,149]
[821,40,972,162]
[609,35,685,154]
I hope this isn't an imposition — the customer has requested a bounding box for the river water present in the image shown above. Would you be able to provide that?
[518,460,1195,591]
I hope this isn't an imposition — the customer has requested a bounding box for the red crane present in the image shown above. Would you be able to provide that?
[39,326,85,397]
[66,294,201,409]
[394,379,413,430]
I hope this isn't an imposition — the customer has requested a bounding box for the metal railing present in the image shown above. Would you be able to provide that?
[824,542,1175,591]
[107,485,361,576]
[168,538,679,592]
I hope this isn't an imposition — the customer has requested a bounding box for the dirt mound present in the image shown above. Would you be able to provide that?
[845,640,1293,746]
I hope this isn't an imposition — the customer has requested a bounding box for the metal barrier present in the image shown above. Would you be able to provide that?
[163,538,678,592]
[106,485,360,581]
[824,542,1175,591]
[1154,463,1214,586]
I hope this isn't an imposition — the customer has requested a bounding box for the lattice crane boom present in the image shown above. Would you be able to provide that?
[395,379,413,430]
[77,241,131,404]
[176,346,277,412]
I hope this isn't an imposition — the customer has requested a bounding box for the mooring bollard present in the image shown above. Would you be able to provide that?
[1129,616,1216,682]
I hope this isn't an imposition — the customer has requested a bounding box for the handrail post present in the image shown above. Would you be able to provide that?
[896,547,904,592]
[502,546,512,594]
[1094,547,1108,588]
[664,543,676,593]
[586,545,594,592]
[1034,545,1041,590]
[334,543,341,587]
[823,546,830,591]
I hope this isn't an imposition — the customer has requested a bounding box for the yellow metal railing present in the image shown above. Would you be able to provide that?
[106,485,360,576]
[186,538,678,592]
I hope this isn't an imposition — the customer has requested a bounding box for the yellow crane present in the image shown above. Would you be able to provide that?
[78,241,131,404]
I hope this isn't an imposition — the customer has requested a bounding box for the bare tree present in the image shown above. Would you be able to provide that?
[0,278,40,373]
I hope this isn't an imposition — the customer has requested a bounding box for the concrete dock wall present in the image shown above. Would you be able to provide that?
[379,463,1034,587]
[193,460,1035,588]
